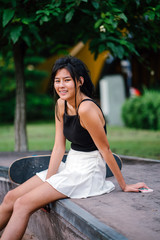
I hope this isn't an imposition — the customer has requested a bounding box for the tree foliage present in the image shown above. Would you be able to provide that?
[87,0,160,58]
[0,54,53,123]
[0,0,160,59]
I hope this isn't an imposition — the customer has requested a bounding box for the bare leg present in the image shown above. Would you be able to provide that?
[0,175,43,231]
[1,182,66,240]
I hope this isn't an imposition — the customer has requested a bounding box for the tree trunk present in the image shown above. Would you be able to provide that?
[13,41,28,152]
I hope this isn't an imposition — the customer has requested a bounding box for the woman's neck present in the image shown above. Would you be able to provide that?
[68,92,86,108]
[66,92,87,114]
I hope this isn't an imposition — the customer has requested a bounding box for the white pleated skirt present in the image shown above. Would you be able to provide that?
[36,149,115,199]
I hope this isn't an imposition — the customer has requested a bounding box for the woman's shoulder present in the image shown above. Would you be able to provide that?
[78,99,98,115]
[78,99,106,127]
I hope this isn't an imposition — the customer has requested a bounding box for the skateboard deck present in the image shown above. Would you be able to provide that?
[9,153,122,184]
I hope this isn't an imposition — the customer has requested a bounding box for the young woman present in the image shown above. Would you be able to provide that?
[0,56,148,240]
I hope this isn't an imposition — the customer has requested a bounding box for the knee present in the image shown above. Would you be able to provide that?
[13,197,31,216]
[3,190,16,208]
[13,197,25,212]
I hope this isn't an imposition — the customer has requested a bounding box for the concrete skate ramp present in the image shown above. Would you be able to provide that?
[0,166,127,240]
[0,155,160,240]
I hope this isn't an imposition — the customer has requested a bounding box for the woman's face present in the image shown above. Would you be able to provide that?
[54,68,78,102]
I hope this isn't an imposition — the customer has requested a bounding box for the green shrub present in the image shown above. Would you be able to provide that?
[122,90,160,130]
[26,93,54,122]
[0,55,54,123]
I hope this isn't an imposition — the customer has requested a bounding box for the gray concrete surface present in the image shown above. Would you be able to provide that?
[0,152,160,240]
[0,229,39,240]
[72,160,160,240]
[0,151,51,167]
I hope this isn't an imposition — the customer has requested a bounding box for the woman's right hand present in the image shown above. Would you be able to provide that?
[123,182,150,192]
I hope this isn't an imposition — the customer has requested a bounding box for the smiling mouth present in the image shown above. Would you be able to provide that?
[59,90,67,94]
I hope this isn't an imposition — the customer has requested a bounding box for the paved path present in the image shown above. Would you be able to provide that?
[0,151,160,240]
[0,151,51,167]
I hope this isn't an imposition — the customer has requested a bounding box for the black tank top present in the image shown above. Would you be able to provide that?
[63,99,107,152]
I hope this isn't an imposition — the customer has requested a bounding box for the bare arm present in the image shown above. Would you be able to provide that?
[46,99,66,179]
[79,102,148,192]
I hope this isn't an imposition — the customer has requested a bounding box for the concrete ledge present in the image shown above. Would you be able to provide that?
[120,155,160,163]
[0,166,8,178]
[53,199,127,240]
[1,154,160,240]
[0,167,127,240]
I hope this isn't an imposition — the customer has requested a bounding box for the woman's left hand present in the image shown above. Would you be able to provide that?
[123,182,150,192]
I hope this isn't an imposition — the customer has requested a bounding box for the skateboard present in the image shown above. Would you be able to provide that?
[9,153,122,184]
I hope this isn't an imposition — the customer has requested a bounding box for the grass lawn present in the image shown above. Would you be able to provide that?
[0,122,71,153]
[0,123,160,160]
[107,126,160,160]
